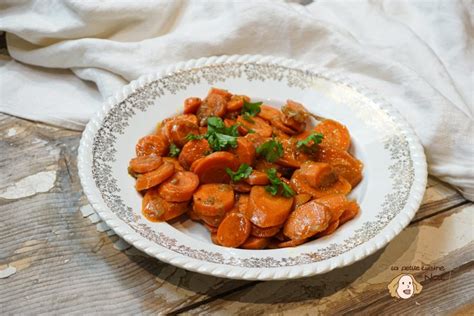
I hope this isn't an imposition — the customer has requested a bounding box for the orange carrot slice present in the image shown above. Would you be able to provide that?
[157,171,199,202]
[283,200,330,240]
[135,162,175,191]
[129,155,163,174]
[216,212,251,247]
[247,186,294,228]
[193,184,235,217]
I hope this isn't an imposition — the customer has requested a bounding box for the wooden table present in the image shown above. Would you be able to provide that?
[0,113,473,315]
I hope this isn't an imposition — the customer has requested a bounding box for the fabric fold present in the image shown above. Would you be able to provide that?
[0,0,472,199]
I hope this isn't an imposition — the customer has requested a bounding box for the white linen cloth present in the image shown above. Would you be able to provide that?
[0,0,472,200]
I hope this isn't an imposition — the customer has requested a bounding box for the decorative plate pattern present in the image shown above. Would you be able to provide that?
[78,55,427,280]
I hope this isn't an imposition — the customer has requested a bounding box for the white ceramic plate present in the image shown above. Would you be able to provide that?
[78,55,427,280]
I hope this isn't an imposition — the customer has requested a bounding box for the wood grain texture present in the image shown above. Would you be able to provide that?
[183,204,474,315]
[0,113,472,315]
[0,114,249,314]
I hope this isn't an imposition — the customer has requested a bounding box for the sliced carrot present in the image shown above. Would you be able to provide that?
[258,105,281,122]
[227,95,250,111]
[237,116,272,138]
[295,130,311,140]
[283,200,330,240]
[142,187,189,222]
[244,133,271,151]
[317,176,352,197]
[282,100,310,123]
[129,155,163,174]
[272,126,291,139]
[135,162,175,191]
[231,137,256,166]
[231,182,252,193]
[294,193,312,208]
[254,159,282,173]
[164,117,199,148]
[184,97,202,114]
[178,139,210,170]
[248,186,294,228]
[240,236,270,249]
[245,170,269,186]
[314,147,363,187]
[157,171,199,202]
[223,110,240,121]
[187,208,201,221]
[216,212,251,247]
[190,151,239,184]
[299,162,337,188]
[136,134,169,157]
[199,126,208,134]
[251,224,281,238]
[210,233,220,245]
[164,114,198,131]
[170,121,199,148]
[204,222,218,233]
[277,238,308,248]
[339,201,360,225]
[197,93,228,125]
[290,169,352,198]
[162,157,185,171]
[193,184,235,217]
[317,219,339,237]
[209,87,232,99]
[272,115,299,135]
[314,119,351,151]
[281,115,306,133]
[314,194,348,222]
[224,118,237,128]
[276,137,305,168]
[196,210,225,227]
[237,194,250,216]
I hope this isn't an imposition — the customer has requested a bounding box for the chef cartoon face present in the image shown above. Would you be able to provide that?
[387,274,423,299]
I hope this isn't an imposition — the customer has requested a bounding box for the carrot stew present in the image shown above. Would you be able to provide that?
[129,88,363,249]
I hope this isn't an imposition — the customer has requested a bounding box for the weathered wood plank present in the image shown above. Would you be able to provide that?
[181,204,474,315]
[347,261,474,315]
[0,114,250,314]
[413,176,467,222]
[0,113,470,315]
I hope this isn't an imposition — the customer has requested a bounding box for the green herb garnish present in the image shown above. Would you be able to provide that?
[265,168,295,198]
[185,133,204,141]
[186,116,239,152]
[256,138,284,162]
[226,163,253,182]
[169,143,181,157]
[243,113,255,123]
[241,100,262,117]
[296,132,324,152]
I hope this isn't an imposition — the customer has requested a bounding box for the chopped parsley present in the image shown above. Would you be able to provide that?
[185,116,239,152]
[265,168,295,198]
[226,163,253,182]
[296,132,324,152]
[185,133,204,141]
[256,138,284,162]
[241,100,262,118]
[168,143,181,157]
